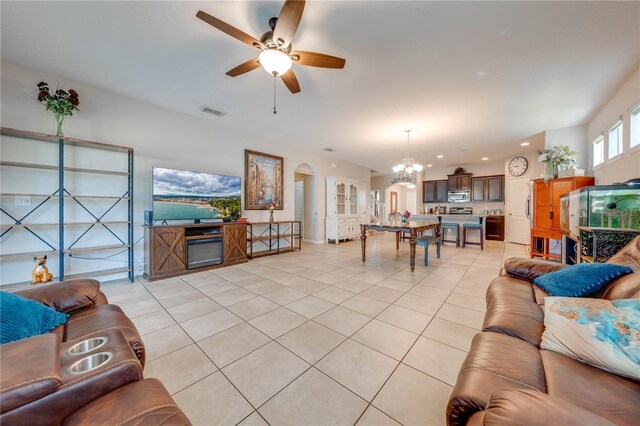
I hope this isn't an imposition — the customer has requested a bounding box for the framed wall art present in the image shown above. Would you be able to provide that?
[245,149,284,210]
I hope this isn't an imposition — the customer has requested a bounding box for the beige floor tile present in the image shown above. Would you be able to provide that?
[196,281,239,297]
[376,305,433,334]
[289,279,330,294]
[314,306,371,337]
[173,371,253,425]
[435,304,485,330]
[131,309,176,336]
[316,340,398,401]
[262,287,307,305]
[408,285,452,302]
[198,323,271,368]
[211,288,256,307]
[180,309,243,341]
[372,363,451,426]
[314,286,357,304]
[238,412,269,426]
[361,285,404,303]
[259,368,367,425]
[393,293,442,315]
[285,295,336,319]
[314,273,347,285]
[335,278,377,292]
[248,307,308,338]
[270,273,307,285]
[446,291,486,312]
[144,324,193,361]
[356,406,401,426]
[227,296,279,320]
[422,318,478,352]
[377,278,415,292]
[352,319,419,360]
[341,294,390,317]
[403,337,467,386]
[222,342,309,407]
[277,321,345,364]
[114,295,164,319]
[244,280,286,295]
[145,344,217,395]
[155,289,206,309]
[166,297,222,323]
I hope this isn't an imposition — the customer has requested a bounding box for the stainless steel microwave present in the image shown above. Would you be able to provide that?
[448,190,471,203]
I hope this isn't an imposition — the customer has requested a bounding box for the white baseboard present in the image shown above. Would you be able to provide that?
[303,239,325,244]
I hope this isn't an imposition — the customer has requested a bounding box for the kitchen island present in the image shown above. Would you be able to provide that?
[409,214,505,243]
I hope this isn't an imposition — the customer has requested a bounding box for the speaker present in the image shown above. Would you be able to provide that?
[144,211,153,226]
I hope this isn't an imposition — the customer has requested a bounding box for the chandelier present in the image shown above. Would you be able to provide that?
[391,129,423,187]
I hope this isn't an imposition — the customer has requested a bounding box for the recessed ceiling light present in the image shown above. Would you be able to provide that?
[323,148,336,152]
[476,71,487,77]
[521,142,530,146]
[482,157,489,161]
[427,164,432,167]
[437,155,444,159]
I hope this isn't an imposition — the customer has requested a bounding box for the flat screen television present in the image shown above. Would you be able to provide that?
[152,167,241,221]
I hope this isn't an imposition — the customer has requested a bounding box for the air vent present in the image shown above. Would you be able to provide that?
[322,148,335,152]
[201,106,227,117]
[370,170,379,174]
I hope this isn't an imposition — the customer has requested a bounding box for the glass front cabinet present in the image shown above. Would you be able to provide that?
[326,176,367,244]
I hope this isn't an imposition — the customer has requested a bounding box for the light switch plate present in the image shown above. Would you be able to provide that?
[15,196,31,207]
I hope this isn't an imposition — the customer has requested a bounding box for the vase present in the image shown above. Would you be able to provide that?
[545,162,557,181]
[269,212,274,223]
[54,113,64,136]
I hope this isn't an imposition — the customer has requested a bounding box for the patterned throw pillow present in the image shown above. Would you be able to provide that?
[0,291,69,344]
[533,263,633,297]
[541,297,640,380]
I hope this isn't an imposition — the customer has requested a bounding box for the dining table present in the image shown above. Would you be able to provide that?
[360,221,442,272]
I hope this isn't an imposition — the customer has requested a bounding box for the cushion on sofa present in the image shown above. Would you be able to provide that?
[533,263,633,297]
[502,258,567,282]
[541,349,640,425]
[541,297,640,380]
[0,291,69,344]
[483,277,544,346]
[447,332,546,426]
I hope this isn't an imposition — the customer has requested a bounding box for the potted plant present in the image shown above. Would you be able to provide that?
[36,82,79,136]
[538,145,577,182]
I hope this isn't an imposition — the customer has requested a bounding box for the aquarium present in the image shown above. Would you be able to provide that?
[153,167,241,221]
[560,185,640,237]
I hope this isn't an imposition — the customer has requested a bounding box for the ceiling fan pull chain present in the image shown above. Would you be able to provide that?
[273,74,277,114]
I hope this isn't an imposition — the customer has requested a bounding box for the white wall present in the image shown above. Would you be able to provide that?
[587,67,640,184]
[0,61,370,284]
[544,125,589,171]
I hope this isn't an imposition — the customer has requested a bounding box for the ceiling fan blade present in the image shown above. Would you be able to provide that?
[196,10,263,50]
[272,0,305,49]
[226,58,261,77]
[281,69,301,94]
[290,51,345,69]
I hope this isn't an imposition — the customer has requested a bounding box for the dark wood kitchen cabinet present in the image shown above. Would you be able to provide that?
[423,180,448,203]
[448,174,472,191]
[470,175,505,202]
[486,215,505,241]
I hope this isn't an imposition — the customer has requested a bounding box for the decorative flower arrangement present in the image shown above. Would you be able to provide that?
[268,203,276,222]
[36,82,79,136]
[401,210,411,223]
[538,145,577,182]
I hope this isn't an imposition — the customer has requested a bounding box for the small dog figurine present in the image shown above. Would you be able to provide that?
[32,255,53,284]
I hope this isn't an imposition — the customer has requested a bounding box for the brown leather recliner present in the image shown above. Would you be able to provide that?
[1,279,191,425]
[447,236,640,425]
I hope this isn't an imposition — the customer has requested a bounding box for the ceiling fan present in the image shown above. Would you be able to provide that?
[196,0,346,94]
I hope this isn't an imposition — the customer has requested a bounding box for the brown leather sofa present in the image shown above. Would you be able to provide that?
[447,236,640,425]
[1,279,190,425]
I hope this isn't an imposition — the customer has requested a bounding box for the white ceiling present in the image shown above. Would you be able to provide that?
[2,1,639,172]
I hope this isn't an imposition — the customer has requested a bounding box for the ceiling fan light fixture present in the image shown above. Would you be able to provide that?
[259,49,292,76]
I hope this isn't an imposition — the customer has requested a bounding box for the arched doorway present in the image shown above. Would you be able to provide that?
[294,163,317,243]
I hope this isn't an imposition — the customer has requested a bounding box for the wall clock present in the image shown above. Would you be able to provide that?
[508,156,528,176]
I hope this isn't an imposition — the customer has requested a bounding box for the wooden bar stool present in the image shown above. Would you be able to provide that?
[441,223,460,247]
[462,223,484,250]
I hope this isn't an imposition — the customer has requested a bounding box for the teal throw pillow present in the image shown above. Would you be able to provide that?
[0,291,69,344]
[533,263,633,297]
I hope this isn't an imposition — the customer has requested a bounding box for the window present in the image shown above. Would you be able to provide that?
[631,103,640,149]
[608,118,623,159]
[593,135,604,167]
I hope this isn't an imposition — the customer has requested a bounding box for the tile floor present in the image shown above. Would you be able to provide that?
[100,233,528,426]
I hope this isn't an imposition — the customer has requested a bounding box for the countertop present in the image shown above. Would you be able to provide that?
[412,214,505,218]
